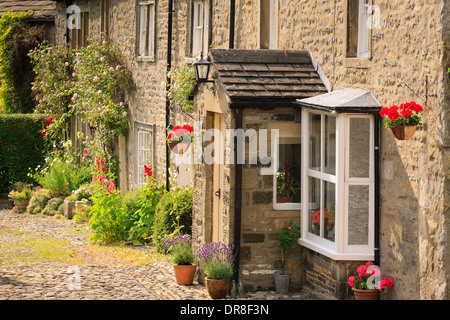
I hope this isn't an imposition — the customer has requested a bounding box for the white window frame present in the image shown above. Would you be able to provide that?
[192,0,209,58]
[259,0,278,50]
[272,133,301,211]
[299,109,375,261]
[138,0,156,61]
[135,123,155,186]
[357,0,370,58]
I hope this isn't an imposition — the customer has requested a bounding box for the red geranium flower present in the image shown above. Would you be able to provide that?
[387,108,399,120]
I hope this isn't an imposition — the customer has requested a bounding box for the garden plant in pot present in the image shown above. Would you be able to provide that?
[196,242,235,299]
[274,221,300,294]
[348,261,394,300]
[8,182,33,212]
[163,232,196,286]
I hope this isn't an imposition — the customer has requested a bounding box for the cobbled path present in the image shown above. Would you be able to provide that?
[0,209,319,300]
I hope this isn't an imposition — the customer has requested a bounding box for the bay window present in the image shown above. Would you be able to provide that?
[297,89,381,261]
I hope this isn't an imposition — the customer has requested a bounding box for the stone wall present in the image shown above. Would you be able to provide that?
[239,107,302,292]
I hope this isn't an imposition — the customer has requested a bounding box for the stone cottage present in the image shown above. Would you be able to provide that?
[190,0,450,300]
[52,0,450,300]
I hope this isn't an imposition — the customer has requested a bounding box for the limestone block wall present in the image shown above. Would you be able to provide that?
[238,107,302,292]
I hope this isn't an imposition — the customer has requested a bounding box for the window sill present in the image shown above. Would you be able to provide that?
[273,203,301,211]
[298,237,374,261]
[137,56,155,63]
[344,57,371,69]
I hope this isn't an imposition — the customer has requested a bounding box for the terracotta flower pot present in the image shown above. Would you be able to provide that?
[173,264,197,285]
[205,278,231,299]
[13,199,29,211]
[388,125,417,140]
[281,196,292,203]
[352,288,380,300]
[168,141,190,154]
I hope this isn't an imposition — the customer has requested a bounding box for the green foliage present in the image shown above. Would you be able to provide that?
[87,162,165,245]
[0,113,47,192]
[35,159,91,197]
[29,39,134,174]
[162,232,195,265]
[167,63,196,111]
[152,186,193,251]
[8,182,33,200]
[88,189,131,243]
[42,197,64,216]
[275,221,300,274]
[0,11,47,113]
[27,188,50,215]
[127,180,165,244]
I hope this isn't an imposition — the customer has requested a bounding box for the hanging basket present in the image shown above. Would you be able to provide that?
[168,141,191,155]
[388,125,417,141]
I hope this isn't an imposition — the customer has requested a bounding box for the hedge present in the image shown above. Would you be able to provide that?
[152,186,193,252]
[0,113,47,192]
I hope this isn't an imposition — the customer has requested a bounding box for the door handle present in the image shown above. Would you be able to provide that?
[215,189,221,199]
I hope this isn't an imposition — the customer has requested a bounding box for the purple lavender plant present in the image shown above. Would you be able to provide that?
[196,242,236,279]
[163,232,194,265]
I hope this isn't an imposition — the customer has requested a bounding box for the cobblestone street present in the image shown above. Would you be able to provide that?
[0,209,318,301]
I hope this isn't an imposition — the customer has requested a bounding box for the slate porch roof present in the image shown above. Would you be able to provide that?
[0,0,56,19]
[296,88,383,114]
[209,49,328,108]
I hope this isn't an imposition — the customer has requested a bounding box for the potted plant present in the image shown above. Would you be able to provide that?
[196,241,235,299]
[8,182,33,211]
[348,261,394,300]
[276,161,300,203]
[274,221,300,294]
[167,124,193,155]
[379,101,423,140]
[163,232,197,286]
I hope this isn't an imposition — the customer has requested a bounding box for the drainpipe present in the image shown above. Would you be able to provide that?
[165,0,173,191]
[65,0,73,44]
[374,113,381,267]
[233,108,243,283]
[229,0,235,49]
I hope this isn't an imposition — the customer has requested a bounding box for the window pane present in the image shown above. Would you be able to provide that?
[348,185,369,245]
[138,130,152,185]
[323,181,335,242]
[357,0,369,57]
[147,5,155,56]
[349,117,370,178]
[139,5,148,56]
[192,1,203,56]
[276,143,301,203]
[308,113,321,171]
[324,115,336,175]
[308,177,320,235]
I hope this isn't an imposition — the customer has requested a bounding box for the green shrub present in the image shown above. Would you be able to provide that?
[88,190,132,244]
[27,188,50,215]
[152,186,193,251]
[42,197,64,216]
[88,179,165,245]
[0,114,47,192]
[36,159,91,197]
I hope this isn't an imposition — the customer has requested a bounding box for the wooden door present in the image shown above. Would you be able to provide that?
[212,114,225,242]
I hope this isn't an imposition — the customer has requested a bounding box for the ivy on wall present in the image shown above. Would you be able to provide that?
[0,11,47,113]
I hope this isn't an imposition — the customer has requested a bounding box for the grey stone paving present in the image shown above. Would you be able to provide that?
[0,209,318,300]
